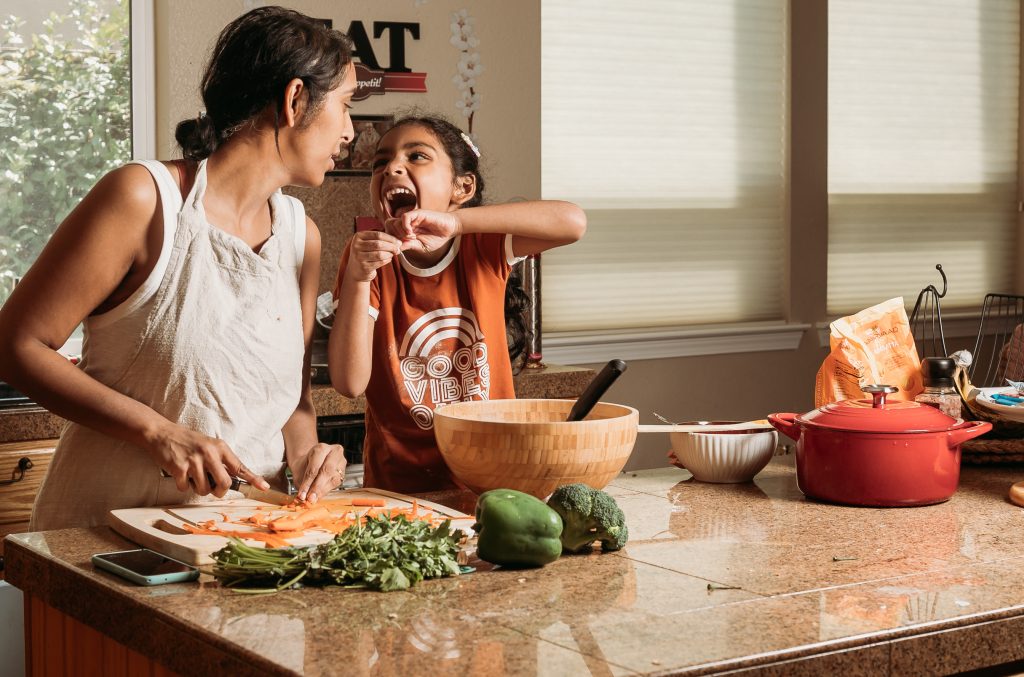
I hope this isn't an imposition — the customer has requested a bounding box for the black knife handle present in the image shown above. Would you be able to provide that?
[566,359,627,422]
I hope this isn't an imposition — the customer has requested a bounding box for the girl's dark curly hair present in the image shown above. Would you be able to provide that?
[175,6,353,160]
[386,114,529,372]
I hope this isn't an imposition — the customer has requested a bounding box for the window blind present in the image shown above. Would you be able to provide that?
[827,0,1020,316]
[540,0,788,332]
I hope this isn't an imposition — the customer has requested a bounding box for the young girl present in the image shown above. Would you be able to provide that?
[329,115,586,493]
[0,7,355,529]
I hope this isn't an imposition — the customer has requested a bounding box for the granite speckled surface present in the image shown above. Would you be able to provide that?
[9,456,1024,676]
[0,365,594,443]
[284,178,369,297]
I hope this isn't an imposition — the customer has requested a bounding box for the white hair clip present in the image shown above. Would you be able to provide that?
[460,132,481,158]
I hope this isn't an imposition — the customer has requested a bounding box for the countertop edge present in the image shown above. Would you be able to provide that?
[5,531,296,677]
[656,604,1024,676]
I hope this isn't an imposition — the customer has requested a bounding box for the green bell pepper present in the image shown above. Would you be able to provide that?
[473,489,564,567]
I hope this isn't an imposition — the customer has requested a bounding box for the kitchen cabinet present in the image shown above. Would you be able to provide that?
[0,439,56,571]
[8,457,1024,675]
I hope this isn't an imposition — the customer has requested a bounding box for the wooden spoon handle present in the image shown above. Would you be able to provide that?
[1009,481,1024,508]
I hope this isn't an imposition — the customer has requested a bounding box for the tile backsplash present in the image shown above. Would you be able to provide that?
[285,175,372,297]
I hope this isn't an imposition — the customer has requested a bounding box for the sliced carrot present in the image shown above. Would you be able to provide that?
[180,523,293,548]
[269,505,331,532]
[315,497,387,508]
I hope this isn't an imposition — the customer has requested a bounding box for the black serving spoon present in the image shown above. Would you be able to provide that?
[566,359,628,422]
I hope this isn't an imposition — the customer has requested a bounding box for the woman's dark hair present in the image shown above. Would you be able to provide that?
[387,114,529,372]
[175,6,353,160]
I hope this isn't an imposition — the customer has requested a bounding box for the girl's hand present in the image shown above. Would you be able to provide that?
[292,443,347,503]
[147,423,270,497]
[384,209,463,254]
[346,230,404,282]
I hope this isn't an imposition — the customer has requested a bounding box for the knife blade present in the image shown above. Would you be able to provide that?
[228,477,294,506]
[160,469,295,505]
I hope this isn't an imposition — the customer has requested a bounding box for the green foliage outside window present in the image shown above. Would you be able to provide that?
[0,0,130,303]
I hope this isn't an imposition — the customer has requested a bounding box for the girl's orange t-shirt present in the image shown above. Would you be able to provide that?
[334,233,522,493]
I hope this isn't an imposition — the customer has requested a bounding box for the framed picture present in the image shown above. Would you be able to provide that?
[329,114,394,175]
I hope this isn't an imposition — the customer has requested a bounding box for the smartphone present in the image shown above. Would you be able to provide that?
[92,548,200,586]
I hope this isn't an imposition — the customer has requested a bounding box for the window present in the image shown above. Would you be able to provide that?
[0,0,139,304]
[827,0,1020,315]
[540,0,789,333]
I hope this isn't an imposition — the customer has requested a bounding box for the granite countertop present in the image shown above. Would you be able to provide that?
[0,363,594,443]
[9,455,1024,676]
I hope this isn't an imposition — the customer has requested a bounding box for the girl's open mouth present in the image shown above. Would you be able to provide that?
[384,186,418,218]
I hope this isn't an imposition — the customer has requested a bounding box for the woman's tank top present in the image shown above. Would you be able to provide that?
[31,159,307,529]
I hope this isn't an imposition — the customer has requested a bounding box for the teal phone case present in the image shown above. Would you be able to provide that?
[92,549,200,586]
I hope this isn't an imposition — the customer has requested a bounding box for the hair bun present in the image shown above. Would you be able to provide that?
[174,113,218,160]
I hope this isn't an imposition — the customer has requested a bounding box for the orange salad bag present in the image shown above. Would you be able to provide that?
[814,297,923,407]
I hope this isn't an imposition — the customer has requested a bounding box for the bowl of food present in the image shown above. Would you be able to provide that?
[667,421,778,483]
[433,398,639,498]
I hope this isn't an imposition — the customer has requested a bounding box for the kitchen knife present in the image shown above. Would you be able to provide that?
[566,359,628,422]
[228,477,295,506]
[161,469,295,505]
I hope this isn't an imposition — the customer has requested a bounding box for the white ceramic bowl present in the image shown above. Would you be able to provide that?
[670,427,778,483]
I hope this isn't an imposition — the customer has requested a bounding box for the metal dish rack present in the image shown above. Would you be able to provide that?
[959,293,1024,463]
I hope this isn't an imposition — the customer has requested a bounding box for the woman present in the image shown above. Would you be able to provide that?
[0,6,354,529]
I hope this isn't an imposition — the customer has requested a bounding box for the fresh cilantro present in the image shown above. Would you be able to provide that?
[210,515,464,593]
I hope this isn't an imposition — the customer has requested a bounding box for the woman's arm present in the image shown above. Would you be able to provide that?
[283,217,346,503]
[328,231,403,398]
[0,165,268,496]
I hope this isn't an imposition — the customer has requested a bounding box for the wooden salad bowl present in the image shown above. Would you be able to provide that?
[433,398,639,499]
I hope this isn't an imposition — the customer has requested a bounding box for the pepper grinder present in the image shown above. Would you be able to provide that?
[915,357,962,419]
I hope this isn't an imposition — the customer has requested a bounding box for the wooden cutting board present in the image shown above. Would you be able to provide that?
[108,488,472,565]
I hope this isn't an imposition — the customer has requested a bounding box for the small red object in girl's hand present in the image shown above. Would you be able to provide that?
[355,216,383,232]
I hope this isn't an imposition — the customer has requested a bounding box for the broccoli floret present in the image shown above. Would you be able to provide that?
[546,483,629,553]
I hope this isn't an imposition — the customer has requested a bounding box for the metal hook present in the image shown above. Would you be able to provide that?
[933,264,948,298]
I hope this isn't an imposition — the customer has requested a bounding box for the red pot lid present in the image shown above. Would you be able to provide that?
[796,385,960,433]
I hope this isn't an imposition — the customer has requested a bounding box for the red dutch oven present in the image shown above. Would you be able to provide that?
[768,385,991,507]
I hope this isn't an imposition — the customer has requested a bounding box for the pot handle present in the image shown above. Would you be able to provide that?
[948,421,993,448]
[768,413,801,441]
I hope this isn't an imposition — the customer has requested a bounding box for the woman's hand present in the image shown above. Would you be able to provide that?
[385,209,463,254]
[346,230,404,282]
[667,449,686,471]
[292,443,347,503]
[146,423,270,497]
